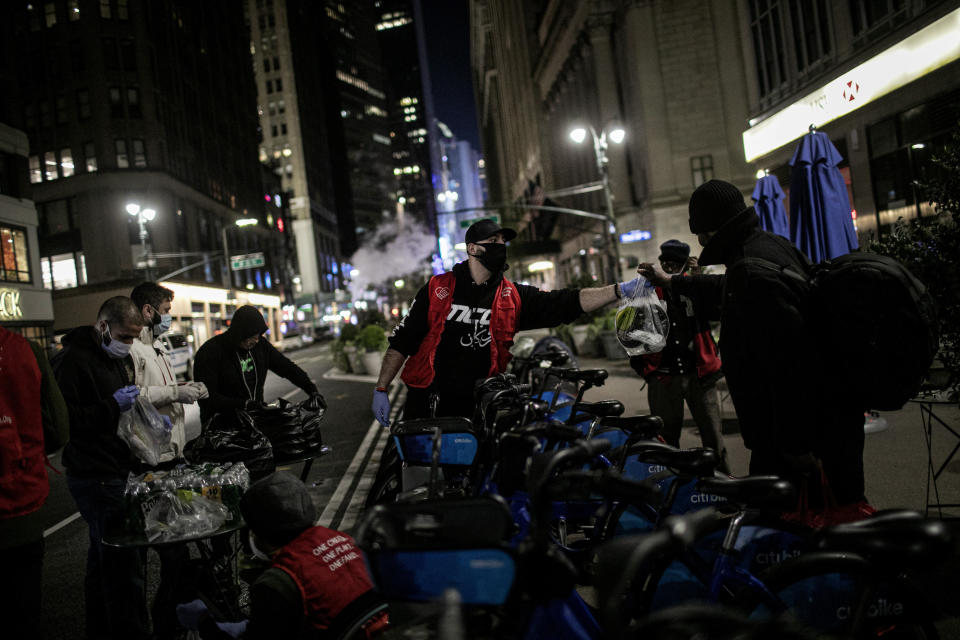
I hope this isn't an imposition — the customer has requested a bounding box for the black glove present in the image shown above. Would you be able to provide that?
[243,399,267,411]
[305,391,326,411]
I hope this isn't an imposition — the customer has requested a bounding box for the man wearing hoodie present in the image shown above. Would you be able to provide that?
[194,305,322,426]
[52,296,150,640]
[638,179,866,505]
[177,472,388,639]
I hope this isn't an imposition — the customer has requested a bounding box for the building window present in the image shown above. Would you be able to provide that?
[268,102,276,116]
[127,87,141,118]
[29,156,42,183]
[120,39,136,70]
[42,252,82,290]
[40,100,52,128]
[28,3,41,31]
[277,100,285,114]
[266,79,273,94]
[60,148,75,177]
[42,199,73,235]
[70,38,85,71]
[132,139,146,168]
[849,0,908,41]
[77,89,91,119]
[68,0,80,21]
[116,139,129,168]
[84,142,97,172]
[0,225,31,284]
[109,87,123,117]
[280,122,287,135]
[748,0,787,99]
[103,37,119,70]
[55,96,68,124]
[275,78,282,92]
[690,155,714,188]
[271,124,278,137]
[45,151,58,180]
[273,56,280,70]
[24,104,36,130]
[788,0,832,73]
[263,58,270,73]
[44,2,57,27]
[100,0,111,19]
[117,0,128,20]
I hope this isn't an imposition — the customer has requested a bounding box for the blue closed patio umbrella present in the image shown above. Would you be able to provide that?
[752,174,790,239]
[788,129,859,262]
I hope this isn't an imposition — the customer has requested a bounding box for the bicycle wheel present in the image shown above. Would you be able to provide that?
[744,552,939,639]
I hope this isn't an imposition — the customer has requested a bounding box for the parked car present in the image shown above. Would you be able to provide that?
[160,332,194,380]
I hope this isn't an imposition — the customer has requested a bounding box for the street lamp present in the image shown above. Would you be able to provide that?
[569,123,625,282]
[127,202,156,280]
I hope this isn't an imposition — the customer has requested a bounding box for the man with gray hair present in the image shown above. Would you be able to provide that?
[53,296,150,639]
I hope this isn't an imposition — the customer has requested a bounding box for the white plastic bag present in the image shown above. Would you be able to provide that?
[144,492,228,542]
[615,278,669,356]
[118,396,172,466]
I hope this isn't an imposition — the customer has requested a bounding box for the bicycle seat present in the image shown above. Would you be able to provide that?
[696,475,795,510]
[815,509,953,568]
[571,400,625,419]
[624,441,718,477]
[356,495,514,550]
[556,368,609,386]
[596,415,663,439]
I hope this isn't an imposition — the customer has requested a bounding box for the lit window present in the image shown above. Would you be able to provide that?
[68,0,79,20]
[117,0,128,20]
[45,152,58,180]
[116,139,129,168]
[132,139,146,168]
[29,156,42,183]
[46,253,79,289]
[277,100,285,114]
[60,148,75,177]
[268,102,276,116]
[0,225,31,284]
[45,2,56,27]
[84,142,97,172]
[101,0,112,19]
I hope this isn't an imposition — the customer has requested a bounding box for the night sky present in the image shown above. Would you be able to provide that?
[422,0,482,151]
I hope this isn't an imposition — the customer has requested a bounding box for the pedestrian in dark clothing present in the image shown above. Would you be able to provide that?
[194,305,322,425]
[639,179,866,505]
[0,328,70,639]
[371,218,643,423]
[52,296,150,640]
[177,472,388,639]
[630,239,729,473]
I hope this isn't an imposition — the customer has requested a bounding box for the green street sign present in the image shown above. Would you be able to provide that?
[230,252,265,270]
[459,214,500,228]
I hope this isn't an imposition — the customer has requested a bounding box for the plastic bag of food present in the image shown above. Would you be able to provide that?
[143,491,229,542]
[118,396,172,467]
[615,278,669,356]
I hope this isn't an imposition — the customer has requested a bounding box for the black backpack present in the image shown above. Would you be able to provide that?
[739,252,939,411]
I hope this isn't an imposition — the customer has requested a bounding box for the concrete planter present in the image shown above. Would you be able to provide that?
[361,351,383,378]
[600,331,628,360]
[344,345,366,374]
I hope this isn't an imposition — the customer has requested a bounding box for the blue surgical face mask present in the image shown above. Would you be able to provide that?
[154,313,173,336]
[101,324,132,359]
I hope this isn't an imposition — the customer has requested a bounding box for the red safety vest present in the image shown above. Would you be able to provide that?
[401,271,522,389]
[271,526,378,631]
[0,328,48,519]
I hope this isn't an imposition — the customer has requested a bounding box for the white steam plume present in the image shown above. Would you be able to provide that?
[348,221,437,299]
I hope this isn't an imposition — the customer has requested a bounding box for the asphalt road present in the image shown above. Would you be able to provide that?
[39,342,386,640]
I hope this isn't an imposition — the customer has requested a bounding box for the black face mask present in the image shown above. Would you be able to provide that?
[475,242,508,273]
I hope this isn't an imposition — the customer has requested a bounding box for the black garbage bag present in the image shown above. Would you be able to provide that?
[184,412,275,478]
[242,395,325,460]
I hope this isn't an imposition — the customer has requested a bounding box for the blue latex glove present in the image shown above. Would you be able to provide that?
[216,620,249,638]
[112,385,139,412]
[618,277,650,299]
[176,599,208,630]
[372,389,391,428]
[161,415,172,431]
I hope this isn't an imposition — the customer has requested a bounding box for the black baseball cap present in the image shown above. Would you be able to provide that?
[465,218,517,244]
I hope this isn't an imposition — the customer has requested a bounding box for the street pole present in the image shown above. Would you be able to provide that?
[138,217,150,281]
[221,225,231,289]
[592,128,622,283]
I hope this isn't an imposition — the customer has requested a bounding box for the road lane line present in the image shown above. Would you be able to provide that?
[282,388,302,400]
[317,420,381,527]
[338,425,389,531]
[44,511,82,537]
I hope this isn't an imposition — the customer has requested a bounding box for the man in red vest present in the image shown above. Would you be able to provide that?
[371,218,639,423]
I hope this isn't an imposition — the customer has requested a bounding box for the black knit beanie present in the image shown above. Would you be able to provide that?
[688,180,748,234]
[658,239,690,263]
[240,471,316,547]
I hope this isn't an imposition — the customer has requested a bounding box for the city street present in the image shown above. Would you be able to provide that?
[38,342,388,640]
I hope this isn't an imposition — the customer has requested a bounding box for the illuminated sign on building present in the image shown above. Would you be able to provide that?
[620,229,652,244]
[0,288,23,319]
[742,8,960,162]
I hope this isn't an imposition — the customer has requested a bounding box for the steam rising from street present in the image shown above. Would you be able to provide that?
[348,221,437,300]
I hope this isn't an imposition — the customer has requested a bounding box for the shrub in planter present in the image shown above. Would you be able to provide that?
[358,325,389,352]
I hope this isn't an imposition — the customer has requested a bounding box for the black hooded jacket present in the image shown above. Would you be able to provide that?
[671,208,817,456]
[194,306,317,424]
[52,326,137,479]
